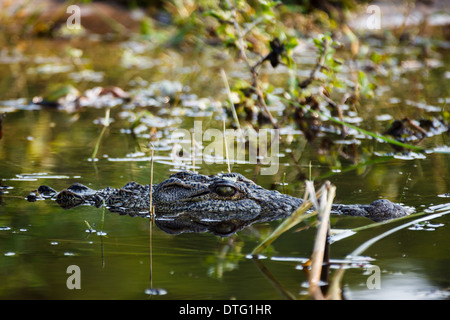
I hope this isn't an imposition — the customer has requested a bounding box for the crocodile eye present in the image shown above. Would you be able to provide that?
[215,186,236,197]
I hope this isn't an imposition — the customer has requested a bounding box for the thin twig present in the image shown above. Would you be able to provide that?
[91,107,111,160]
[220,68,243,141]
[225,0,278,129]
[192,136,196,173]
[149,143,155,289]
[149,143,155,215]
[319,87,348,137]
[404,117,428,137]
[149,210,153,290]
[223,118,231,173]
[299,37,329,89]
[252,259,297,300]
[242,15,264,37]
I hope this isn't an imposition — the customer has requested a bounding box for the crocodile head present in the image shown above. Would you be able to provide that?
[151,171,303,222]
[27,171,411,237]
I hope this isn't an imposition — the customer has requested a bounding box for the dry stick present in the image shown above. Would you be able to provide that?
[250,71,278,128]
[308,183,335,300]
[404,117,428,137]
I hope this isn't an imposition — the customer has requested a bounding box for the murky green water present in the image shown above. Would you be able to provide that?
[0,38,449,300]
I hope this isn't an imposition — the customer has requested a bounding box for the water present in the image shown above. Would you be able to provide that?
[0,37,449,300]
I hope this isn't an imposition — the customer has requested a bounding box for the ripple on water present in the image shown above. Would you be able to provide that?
[408,221,445,231]
[6,173,71,181]
[144,288,168,296]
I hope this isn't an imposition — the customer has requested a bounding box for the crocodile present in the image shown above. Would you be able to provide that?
[27,171,412,235]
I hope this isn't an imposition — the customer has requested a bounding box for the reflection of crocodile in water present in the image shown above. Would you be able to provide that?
[27,171,412,236]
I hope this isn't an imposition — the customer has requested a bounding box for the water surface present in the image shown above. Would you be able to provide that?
[0,37,449,300]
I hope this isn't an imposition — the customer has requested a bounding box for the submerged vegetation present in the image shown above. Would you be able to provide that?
[0,0,449,300]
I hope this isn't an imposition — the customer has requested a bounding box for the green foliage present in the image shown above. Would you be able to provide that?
[357,70,375,99]
[204,0,302,128]
[206,0,293,58]
[311,33,343,94]
[313,33,341,68]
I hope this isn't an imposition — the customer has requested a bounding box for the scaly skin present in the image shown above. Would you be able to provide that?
[29,171,411,224]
